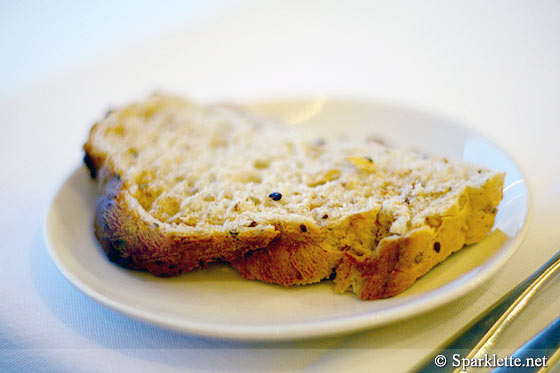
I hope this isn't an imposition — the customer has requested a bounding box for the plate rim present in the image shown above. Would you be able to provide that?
[44,98,533,341]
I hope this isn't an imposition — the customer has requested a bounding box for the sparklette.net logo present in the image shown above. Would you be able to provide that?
[433,353,548,370]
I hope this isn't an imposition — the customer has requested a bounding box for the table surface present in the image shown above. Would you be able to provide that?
[2,1,560,372]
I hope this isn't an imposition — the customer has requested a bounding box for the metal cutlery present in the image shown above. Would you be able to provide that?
[415,250,560,372]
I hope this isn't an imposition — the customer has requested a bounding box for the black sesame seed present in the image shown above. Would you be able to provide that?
[300,224,307,232]
[322,214,329,219]
[433,242,441,253]
[364,156,374,163]
[268,192,282,201]
[248,221,258,227]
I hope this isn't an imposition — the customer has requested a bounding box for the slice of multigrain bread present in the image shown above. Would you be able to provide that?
[84,95,504,300]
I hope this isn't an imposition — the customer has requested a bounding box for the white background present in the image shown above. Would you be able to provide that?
[2,1,560,371]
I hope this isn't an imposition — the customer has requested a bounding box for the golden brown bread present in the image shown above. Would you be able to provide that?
[84,95,504,299]
[232,174,503,299]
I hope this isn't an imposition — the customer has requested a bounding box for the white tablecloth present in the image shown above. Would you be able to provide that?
[2,1,560,371]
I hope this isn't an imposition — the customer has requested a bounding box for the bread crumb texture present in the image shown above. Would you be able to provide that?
[84,95,504,299]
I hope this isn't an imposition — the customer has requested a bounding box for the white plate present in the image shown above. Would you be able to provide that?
[44,99,531,341]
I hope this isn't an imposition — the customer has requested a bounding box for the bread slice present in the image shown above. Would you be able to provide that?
[84,95,504,300]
